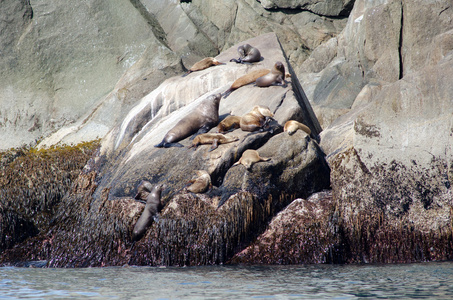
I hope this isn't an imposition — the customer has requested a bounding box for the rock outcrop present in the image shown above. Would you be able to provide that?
[240,0,453,264]
[0,33,331,267]
[2,0,453,267]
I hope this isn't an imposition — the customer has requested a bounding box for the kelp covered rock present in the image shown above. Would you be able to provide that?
[0,142,99,262]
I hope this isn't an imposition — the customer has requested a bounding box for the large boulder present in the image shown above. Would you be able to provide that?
[0,33,331,267]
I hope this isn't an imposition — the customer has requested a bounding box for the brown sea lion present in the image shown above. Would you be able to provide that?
[134,180,153,203]
[284,120,311,135]
[155,93,222,148]
[182,57,223,77]
[186,170,212,194]
[232,149,271,170]
[188,133,239,151]
[240,105,274,132]
[216,115,242,133]
[230,44,261,64]
[131,184,164,242]
[255,61,286,87]
[222,69,270,98]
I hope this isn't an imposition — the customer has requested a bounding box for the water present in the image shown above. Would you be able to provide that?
[1,262,453,299]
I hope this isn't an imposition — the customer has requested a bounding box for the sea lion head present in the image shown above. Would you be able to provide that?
[253,105,274,118]
[208,93,222,106]
[273,61,285,75]
[210,58,223,66]
[135,180,153,200]
[238,44,252,56]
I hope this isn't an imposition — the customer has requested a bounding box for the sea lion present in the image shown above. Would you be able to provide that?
[216,115,242,133]
[155,93,222,148]
[186,170,212,193]
[230,44,261,64]
[240,105,274,132]
[255,61,286,87]
[131,184,164,242]
[284,120,311,135]
[222,69,270,98]
[188,133,239,151]
[232,149,271,170]
[134,180,153,203]
[182,57,223,77]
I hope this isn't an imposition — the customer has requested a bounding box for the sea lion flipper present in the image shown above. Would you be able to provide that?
[191,125,212,140]
[222,89,233,98]
[164,143,184,148]
[209,139,219,152]
[181,71,191,77]
[154,141,165,148]
[155,141,183,148]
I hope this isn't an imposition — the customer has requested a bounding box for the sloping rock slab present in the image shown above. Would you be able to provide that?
[93,32,322,202]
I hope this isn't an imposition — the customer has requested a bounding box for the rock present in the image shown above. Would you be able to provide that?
[127,129,330,266]
[0,0,176,150]
[318,37,453,263]
[231,191,341,264]
[136,0,220,68]
[300,0,453,129]
[294,0,453,263]
[0,142,99,257]
[1,33,330,267]
[95,33,322,199]
[38,43,183,148]
[259,0,354,17]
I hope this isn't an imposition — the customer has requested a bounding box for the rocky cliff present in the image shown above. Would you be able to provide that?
[1,0,453,266]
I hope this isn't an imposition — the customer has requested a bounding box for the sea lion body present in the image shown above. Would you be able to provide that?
[187,170,212,193]
[155,93,222,148]
[216,115,242,133]
[284,120,311,135]
[240,105,274,132]
[188,133,239,151]
[255,61,286,87]
[182,57,223,77]
[132,184,164,242]
[230,44,261,64]
[233,149,271,170]
[134,180,153,202]
[222,69,270,98]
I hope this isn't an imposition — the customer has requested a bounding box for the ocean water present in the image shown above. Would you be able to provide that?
[1,262,453,299]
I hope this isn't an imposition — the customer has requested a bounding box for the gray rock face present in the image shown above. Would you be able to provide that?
[228,0,453,265]
[1,0,175,149]
[291,0,453,263]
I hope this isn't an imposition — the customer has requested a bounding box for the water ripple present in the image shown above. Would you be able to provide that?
[0,262,453,299]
